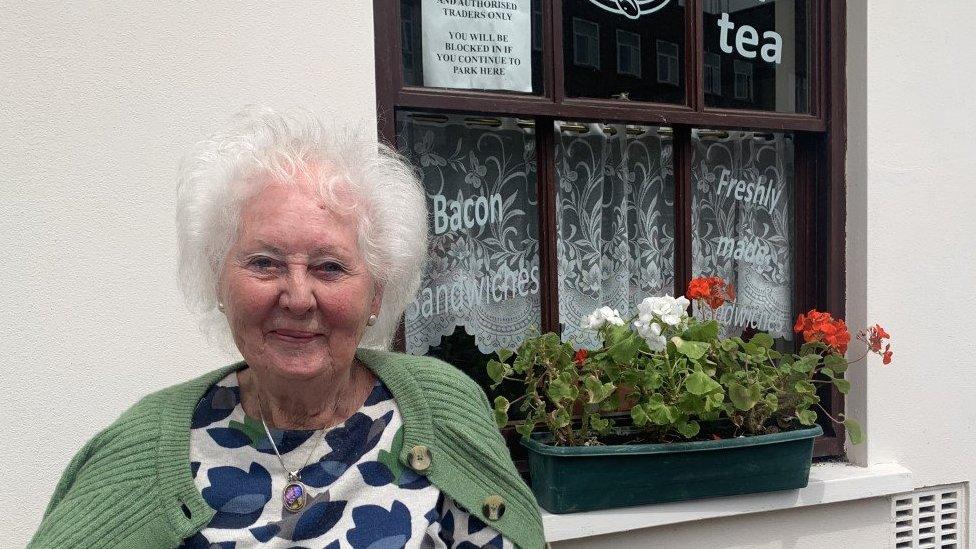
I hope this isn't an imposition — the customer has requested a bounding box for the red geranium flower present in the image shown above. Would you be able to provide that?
[856,324,893,365]
[574,348,588,366]
[794,309,851,355]
[687,276,736,310]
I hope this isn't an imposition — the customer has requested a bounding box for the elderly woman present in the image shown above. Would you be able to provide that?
[31,109,545,549]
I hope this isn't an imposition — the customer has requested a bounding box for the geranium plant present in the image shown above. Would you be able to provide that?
[487,276,892,447]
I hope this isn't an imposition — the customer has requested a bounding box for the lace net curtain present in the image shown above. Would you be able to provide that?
[397,113,541,356]
[691,130,795,340]
[555,122,676,349]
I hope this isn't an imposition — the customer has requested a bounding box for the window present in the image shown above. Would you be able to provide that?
[704,52,722,95]
[616,30,641,78]
[573,18,600,69]
[656,39,679,85]
[734,59,754,101]
[375,0,846,460]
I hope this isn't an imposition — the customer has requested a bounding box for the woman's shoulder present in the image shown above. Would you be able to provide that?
[356,349,491,416]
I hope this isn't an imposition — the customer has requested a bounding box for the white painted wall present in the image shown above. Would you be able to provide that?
[0,2,375,546]
[3,1,975,548]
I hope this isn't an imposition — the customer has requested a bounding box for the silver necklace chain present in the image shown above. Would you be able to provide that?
[257,397,339,480]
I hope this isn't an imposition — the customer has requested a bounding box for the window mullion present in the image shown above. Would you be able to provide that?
[672,126,693,297]
[536,116,560,333]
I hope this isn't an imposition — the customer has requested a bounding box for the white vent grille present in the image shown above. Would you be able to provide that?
[893,484,968,548]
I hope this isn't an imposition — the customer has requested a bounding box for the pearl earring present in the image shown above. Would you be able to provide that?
[217,302,225,312]
[367,314,377,326]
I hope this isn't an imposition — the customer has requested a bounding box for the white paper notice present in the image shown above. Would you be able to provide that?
[422,0,532,92]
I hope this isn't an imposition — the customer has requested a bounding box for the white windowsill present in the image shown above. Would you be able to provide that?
[542,462,913,542]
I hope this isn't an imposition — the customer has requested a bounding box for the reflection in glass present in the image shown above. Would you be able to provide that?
[691,129,794,340]
[396,111,541,357]
[555,122,676,348]
[563,0,685,103]
[702,0,810,113]
[401,0,544,94]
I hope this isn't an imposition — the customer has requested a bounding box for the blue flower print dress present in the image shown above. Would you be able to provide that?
[180,372,514,549]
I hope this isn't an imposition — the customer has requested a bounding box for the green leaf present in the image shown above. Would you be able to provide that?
[824,354,849,374]
[630,404,649,427]
[764,393,779,410]
[792,355,819,374]
[676,420,701,438]
[547,373,578,402]
[750,332,774,349]
[493,396,510,427]
[584,375,615,404]
[729,382,762,411]
[589,415,611,432]
[645,402,675,425]
[706,392,726,410]
[549,408,571,429]
[843,417,865,444]
[607,330,641,364]
[685,369,721,396]
[642,370,663,390]
[486,359,509,384]
[684,320,719,342]
[794,380,817,395]
[797,409,818,426]
[821,367,835,379]
[515,421,536,438]
[673,337,710,360]
[720,339,739,352]
[496,348,514,363]
[833,379,851,394]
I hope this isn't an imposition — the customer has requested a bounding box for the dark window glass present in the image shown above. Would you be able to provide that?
[563,0,685,103]
[702,0,810,113]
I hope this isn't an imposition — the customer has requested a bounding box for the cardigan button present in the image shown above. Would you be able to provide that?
[408,444,432,472]
[482,495,506,521]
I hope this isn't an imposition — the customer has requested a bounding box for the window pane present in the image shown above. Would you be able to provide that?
[563,0,685,103]
[691,129,794,340]
[396,111,541,359]
[401,0,544,94]
[702,0,810,113]
[555,121,676,348]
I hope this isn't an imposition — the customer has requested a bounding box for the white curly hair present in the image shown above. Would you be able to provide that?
[176,107,428,351]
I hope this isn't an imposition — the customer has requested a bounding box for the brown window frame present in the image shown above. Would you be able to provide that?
[374,0,848,459]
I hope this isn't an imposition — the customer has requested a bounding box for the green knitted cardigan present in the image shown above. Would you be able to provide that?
[30,349,545,549]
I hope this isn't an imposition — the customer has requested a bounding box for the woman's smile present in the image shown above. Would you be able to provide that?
[268,329,322,343]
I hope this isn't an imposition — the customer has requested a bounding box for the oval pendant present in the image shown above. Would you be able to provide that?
[283,481,308,512]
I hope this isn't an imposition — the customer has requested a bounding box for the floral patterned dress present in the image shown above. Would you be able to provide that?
[180,372,513,548]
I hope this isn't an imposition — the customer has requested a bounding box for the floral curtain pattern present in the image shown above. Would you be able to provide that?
[555,122,676,348]
[396,112,541,355]
[691,130,794,339]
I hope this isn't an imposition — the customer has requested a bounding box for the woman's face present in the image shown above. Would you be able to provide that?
[218,182,381,380]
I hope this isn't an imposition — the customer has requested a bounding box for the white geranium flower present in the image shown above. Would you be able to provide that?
[599,306,625,326]
[584,311,605,330]
[645,334,667,352]
[661,313,683,327]
[636,297,659,322]
[633,319,666,351]
[584,306,624,330]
